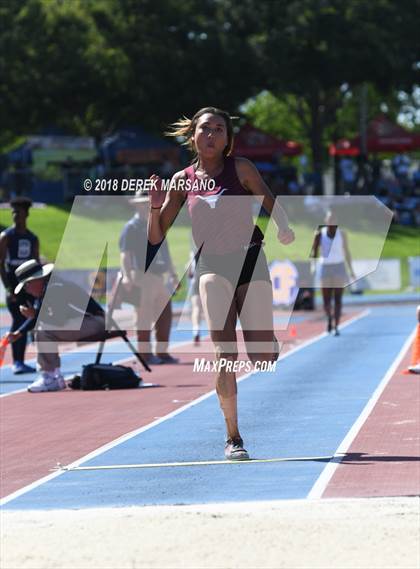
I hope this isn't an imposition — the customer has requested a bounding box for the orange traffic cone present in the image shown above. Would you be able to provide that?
[0,336,9,368]
[289,325,297,341]
[404,323,420,374]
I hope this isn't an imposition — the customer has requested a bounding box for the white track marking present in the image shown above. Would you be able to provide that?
[0,387,27,397]
[0,372,86,399]
[0,310,369,506]
[307,326,417,500]
[0,336,206,398]
[0,309,368,398]
[55,454,345,472]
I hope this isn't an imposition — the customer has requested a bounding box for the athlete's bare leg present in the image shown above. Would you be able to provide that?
[236,280,278,363]
[322,286,333,332]
[215,367,240,439]
[199,273,241,439]
[333,288,343,334]
[136,329,152,359]
[155,301,172,357]
[191,294,202,344]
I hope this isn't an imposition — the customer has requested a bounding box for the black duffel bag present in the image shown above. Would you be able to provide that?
[69,363,141,390]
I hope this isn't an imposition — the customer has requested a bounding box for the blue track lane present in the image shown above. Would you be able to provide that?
[2,304,416,509]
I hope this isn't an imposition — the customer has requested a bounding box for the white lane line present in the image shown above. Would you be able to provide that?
[55,454,345,471]
[0,370,107,399]
[0,337,126,371]
[0,335,207,398]
[0,337,130,398]
[0,387,220,507]
[0,309,369,506]
[307,326,417,500]
[0,387,27,398]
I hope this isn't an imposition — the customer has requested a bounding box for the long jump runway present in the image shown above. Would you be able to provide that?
[1,304,418,510]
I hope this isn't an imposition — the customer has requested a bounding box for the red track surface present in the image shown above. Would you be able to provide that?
[1,311,347,499]
[323,346,420,498]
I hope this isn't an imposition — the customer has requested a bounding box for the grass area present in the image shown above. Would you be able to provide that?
[1,204,418,294]
[381,224,419,257]
[0,200,135,267]
[381,225,419,288]
[0,205,71,263]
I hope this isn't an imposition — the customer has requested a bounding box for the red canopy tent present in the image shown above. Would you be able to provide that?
[233,123,302,159]
[330,115,420,156]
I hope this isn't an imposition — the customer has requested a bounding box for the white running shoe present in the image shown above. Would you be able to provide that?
[52,368,66,389]
[28,371,66,393]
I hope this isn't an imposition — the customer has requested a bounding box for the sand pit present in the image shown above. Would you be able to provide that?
[1,497,419,569]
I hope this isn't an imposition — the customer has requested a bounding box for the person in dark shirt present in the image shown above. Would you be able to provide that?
[5,259,105,392]
[119,192,179,365]
[0,197,39,374]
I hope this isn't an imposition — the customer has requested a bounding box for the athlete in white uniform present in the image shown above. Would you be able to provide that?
[311,210,355,335]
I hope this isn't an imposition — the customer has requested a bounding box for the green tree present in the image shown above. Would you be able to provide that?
[0,0,130,145]
[88,0,261,132]
[0,0,262,146]
[228,0,420,191]
[242,85,409,154]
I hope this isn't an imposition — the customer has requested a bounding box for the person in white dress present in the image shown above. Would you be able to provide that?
[311,210,355,335]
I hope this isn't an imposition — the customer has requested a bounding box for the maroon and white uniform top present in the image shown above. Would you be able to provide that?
[184,156,262,255]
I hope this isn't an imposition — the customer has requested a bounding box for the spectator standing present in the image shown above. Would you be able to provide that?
[0,197,39,374]
[119,191,179,365]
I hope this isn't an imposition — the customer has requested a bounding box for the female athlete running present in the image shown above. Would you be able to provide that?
[311,209,355,335]
[148,107,294,460]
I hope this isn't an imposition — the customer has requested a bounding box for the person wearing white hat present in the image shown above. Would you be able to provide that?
[5,259,106,392]
[119,191,179,365]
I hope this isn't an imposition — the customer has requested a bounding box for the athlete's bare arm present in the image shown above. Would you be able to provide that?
[310,231,321,258]
[148,171,187,245]
[235,157,295,245]
[341,230,355,277]
[120,252,134,290]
